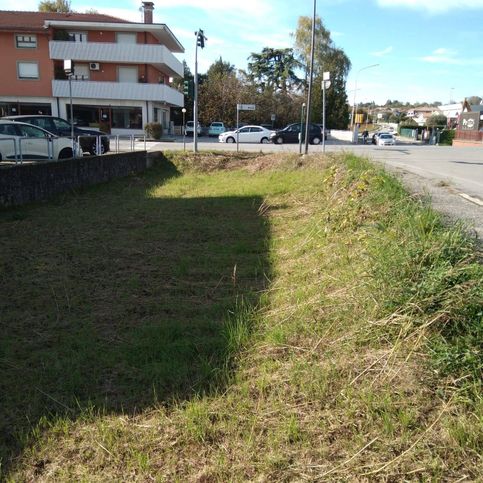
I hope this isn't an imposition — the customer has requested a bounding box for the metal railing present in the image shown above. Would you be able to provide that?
[1,134,147,164]
[0,137,55,164]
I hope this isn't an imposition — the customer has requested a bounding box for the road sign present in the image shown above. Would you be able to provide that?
[237,104,256,111]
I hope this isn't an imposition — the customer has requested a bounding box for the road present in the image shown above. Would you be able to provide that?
[134,138,483,241]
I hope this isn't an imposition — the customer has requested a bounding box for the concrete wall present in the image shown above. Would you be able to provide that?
[330,130,354,142]
[0,151,147,207]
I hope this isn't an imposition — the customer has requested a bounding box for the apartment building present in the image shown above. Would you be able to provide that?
[0,2,184,135]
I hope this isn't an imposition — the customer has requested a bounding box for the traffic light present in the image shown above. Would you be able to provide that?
[196,29,205,49]
[183,80,189,96]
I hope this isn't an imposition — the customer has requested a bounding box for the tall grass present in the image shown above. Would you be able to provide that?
[2,151,481,481]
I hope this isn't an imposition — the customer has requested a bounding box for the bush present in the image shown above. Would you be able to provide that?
[144,122,163,140]
[439,129,456,145]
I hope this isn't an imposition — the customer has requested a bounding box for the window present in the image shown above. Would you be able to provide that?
[116,32,137,44]
[16,34,37,48]
[17,62,39,80]
[68,32,87,42]
[0,124,18,136]
[17,124,47,138]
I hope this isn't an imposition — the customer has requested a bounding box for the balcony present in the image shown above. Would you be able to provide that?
[49,41,183,77]
[52,80,183,106]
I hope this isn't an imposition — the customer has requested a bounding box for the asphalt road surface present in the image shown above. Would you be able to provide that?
[137,138,483,242]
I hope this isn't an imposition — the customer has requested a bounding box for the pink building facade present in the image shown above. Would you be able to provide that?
[0,2,184,134]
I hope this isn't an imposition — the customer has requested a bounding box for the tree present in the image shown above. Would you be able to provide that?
[426,114,447,128]
[38,0,71,12]
[466,96,482,106]
[292,16,351,129]
[247,48,302,92]
[198,58,245,126]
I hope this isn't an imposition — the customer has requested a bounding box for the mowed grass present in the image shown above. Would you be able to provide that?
[1,151,481,481]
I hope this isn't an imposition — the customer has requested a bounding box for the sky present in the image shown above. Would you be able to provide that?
[2,0,483,105]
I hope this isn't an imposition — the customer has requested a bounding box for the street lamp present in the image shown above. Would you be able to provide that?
[63,59,76,157]
[299,102,306,155]
[351,63,379,130]
[182,108,186,151]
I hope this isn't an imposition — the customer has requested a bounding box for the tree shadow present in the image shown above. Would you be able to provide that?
[0,157,270,474]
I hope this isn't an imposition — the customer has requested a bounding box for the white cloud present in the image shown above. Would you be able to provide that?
[419,48,483,65]
[156,0,273,17]
[371,46,393,57]
[377,0,483,14]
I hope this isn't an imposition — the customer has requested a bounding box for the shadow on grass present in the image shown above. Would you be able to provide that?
[0,157,270,473]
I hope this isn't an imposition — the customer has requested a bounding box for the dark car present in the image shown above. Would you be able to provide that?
[3,115,109,155]
[270,123,323,145]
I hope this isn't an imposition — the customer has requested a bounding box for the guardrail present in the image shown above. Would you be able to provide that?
[1,134,147,163]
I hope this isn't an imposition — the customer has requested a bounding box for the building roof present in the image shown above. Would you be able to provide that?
[0,10,184,53]
[0,11,126,32]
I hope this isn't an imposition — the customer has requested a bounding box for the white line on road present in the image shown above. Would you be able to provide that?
[459,193,483,207]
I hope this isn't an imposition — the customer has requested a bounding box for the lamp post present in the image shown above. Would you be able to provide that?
[299,102,306,155]
[182,108,186,151]
[350,63,379,130]
[63,59,75,157]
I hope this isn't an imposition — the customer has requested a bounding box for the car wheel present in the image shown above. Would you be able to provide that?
[311,136,321,145]
[260,137,269,144]
[58,148,73,159]
[226,137,236,143]
[275,136,284,144]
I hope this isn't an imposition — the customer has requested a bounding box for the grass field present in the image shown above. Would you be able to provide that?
[1,151,481,480]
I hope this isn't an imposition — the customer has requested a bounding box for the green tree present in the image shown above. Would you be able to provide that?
[198,58,244,126]
[426,114,447,128]
[247,48,302,92]
[38,0,71,12]
[293,16,351,129]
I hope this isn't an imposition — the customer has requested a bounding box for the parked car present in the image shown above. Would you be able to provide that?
[208,122,226,137]
[219,125,273,144]
[270,123,323,145]
[185,121,201,136]
[377,133,396,146]
[0,119,82,161]
[2,115,109,155]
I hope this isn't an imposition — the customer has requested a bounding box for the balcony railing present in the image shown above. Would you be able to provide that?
[49,40,183,77]
[52,80,183,106]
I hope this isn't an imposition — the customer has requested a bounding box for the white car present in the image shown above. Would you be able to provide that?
[219,125,273,144]
[185,121,201,136]
[377,133,396,146]
[0,120,82,161]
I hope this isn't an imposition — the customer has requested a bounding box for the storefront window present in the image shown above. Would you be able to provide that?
[0,102,51,116]
[112,107,142,129]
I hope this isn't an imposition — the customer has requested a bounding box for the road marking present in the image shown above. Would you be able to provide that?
[459,193,483,207]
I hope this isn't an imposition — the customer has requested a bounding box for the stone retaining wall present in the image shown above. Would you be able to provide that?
[0,151,147,207]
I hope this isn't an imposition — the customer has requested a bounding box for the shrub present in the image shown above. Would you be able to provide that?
[144,122,163,140]
[439,129,456,145]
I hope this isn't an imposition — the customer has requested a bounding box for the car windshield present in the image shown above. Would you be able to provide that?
[380,134,392,139]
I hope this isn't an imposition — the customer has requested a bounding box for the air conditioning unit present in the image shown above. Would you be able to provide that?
[89,62,100,71]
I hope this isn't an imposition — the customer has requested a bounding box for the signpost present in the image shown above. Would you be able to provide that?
[322,71,330,153]
[236,103,256,151]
